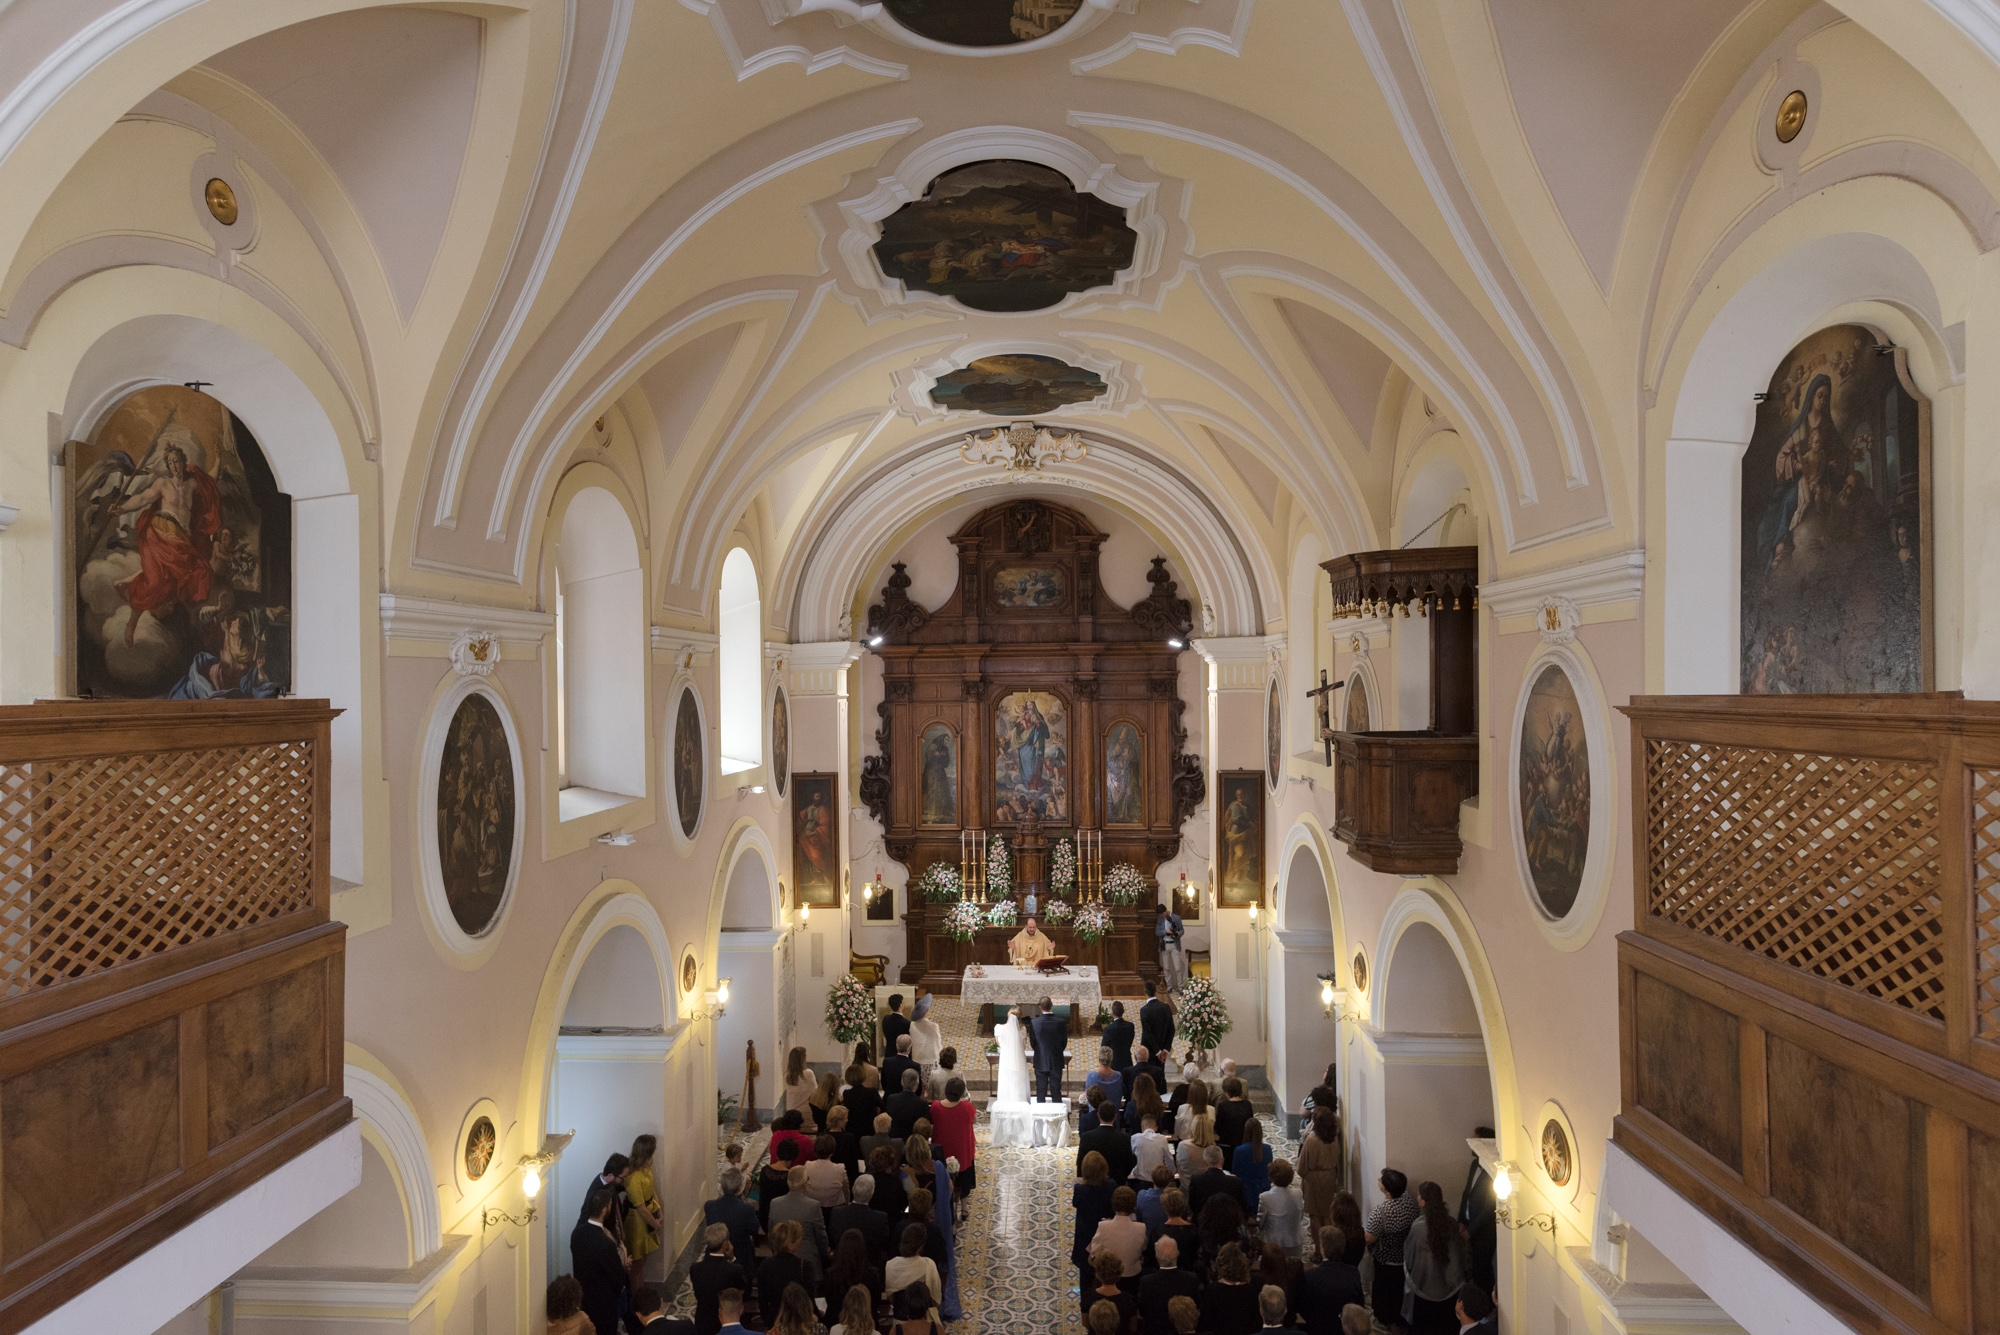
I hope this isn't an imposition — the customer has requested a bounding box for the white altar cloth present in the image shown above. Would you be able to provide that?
[989,1099,1073,1147]
[960,964,1101,1015]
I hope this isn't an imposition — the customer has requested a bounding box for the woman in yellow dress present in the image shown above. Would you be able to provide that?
[623,1134,664,1285]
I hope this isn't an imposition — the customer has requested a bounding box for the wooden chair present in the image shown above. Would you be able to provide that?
[849,948,890,987]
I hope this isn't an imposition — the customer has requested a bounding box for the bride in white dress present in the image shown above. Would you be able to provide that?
[988,1007,1042,1147]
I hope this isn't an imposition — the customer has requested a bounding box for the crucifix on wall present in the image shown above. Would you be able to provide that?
[1306,670,1344,765]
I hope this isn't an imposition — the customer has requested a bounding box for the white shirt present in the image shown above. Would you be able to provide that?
[1131,1129,1173,1181]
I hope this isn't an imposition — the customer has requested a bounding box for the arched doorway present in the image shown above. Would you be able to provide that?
[1271,826,1340,1129]
[714,827,787,1125]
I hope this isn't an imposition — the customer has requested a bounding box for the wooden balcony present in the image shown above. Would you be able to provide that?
[1329,730,1479,874]
[0,700,349,1330]
[1615,694,2000,1335]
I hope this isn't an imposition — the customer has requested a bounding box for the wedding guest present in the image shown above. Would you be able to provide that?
[758,1221,813,1321]
[821,1228,882,1309]
[1166,1295,1200,1335]
[1298,1228,1365,1333]
[884,1223,941,1303]
[1299,1067,1338,1120]
[1298,1108,1342,1252]
[860,1113,901,1167]
[1199,1243,1260,1335]
[570,1188,626,1335]
[1197,1190,1247,1280]
[1090,1185,1149,1287]
[1074,1151,1118,1295]
[889,1283,943,1335]
[769,1166,831,1270]
[1157,1189,1200,1268]
[1122,1047,1166,1104]
[1137,1163,1174,1240]
[1080,1101,1137,1183]
[1103,1001,1136,1069]
[887,1068,929,1140]
[1338,1305,1371,1335]
[1255,1284,1290,1334]
[714,1289,751,1335]
[922,1140,964,1321]
[1123,1073,1166,1136]
[631,1285,692,1334]
[883,1035,919,1100]
[804,1138,850,1210]
[1213,1079,1254,1162]
[722,1142,746,1174]
[690,1225,747,1335]
[1232,1118,1273,1208]
[767,1282,820,1335]
[827,1284,874,1335]
[703,1169,758,1272]
[1138,1237,1203,1335]
[1086,1047,1124,1106]
[910,992,943,1089]
[1187,1145,1239,1222]
[1173,1071,1209,1139]
[545,1275,589,1335]
[1251,1242,1301,1324]
[578,1154,630,1234]
[1087,1296,1126,1335]
[830,1175,891,1267]
[868,1147,908,1235]
[882,994,911,1057]
[770,1111,816,1164]
[1257,1160,1305,1257]
[1404,1180,1468,1334]
[1083,1251,1140,1333]
[1456,1283,1500,1334]
[1140,981,1176,1059]
[823,1106,862,1183]
[624,1135,665,1289]
[927,1046,959,1100]
[929,1075,977,1219]
[1364,1168,1419,1327]
[1132,1113,1173,1185]
[759,1141,799,1231]
[1330,1192,1368,1265]
[841,1063,882,1132]
[853,1044,881,1089]
[808,1070,840,1128]
[1176,1113,1217,1185]
[784,1047,818,1125]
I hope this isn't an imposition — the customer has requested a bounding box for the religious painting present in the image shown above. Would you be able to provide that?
[1518,665,1590,919]
[1105,721,1144,825]
[994,689,1069,823]
[673,686,705,840]
[463,1116,496,1181]
[436,692,516,937]
[991,565,1066,610]
[1541,1118,1573,1188]
[69,384,292,699]
[883,0,1081,46]
[771,685,790,799]
[872,160,1139,314]
[793,773,840,905]
[1345,675,1371,732]
[919,723,958,826]
[1265,680,1282,790]
[929,354,1107,416]
[1216,771,1265,907]
[1740,324,1929,693]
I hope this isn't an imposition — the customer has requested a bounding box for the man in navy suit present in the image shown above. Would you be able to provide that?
[569,1186,627,1335]
[1030,995,1069,1103]
[1139,981,1175,1063]
[1456,1284,1499,1333]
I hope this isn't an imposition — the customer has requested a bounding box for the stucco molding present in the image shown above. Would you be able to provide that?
[379,593,553,651]
[652,625,721,666]
[343,1064,444,1259]
[1480,548,1645,618]
[1366,1031,1488,1063]
[231,1233,469,1318]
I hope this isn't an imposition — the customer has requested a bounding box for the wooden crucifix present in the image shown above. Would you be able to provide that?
[1306,669,1345,765]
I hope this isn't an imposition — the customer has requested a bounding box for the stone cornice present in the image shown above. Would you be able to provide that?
[232,1234,469,1318]
[1481,548,1645,618]
[378,595,554,651]
[652,626,720,667]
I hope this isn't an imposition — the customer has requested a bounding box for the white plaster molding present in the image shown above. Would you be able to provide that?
[1567,1248,1746,1333]
[415,676,529,967]
[789,640,863,695]
[379,594,553,651]
[230,1234,469,1320]
[652,625,720,666]
[554,1032,677,1058]
[1480,549,1646,618]
[1328,612,1391,648]
[718,927,789,950]
[1270,928,1336,951]
[1532,596,1580,645]
[447,628,501,676]
[343,1065,444,1258]
[1367,1032,1488,1063]
[890,336,1138,425]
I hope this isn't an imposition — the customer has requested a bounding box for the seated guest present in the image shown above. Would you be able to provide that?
[1131,1113,1173,1185]
[841,1062,882,1131]
[884,1222,942,1303]
[882,1033,919,1098]
[1137,1163,1174,1240]
[689,1223,748,1335]
[757,1220,813,1326]
[769,1110,816,1165]
[1251,1242,1302,1325]
[1089,1185,1149,1285]
[1157,1189,1199,1269]
[1085,1046,1124,1106]
[1137,1237,1203,1335]
[1079,1101,1137,1184]
[821,1227,883,1309]
[886,1067,929,1140]
[1082,1250,1140,1332]
[868,1146,909,1235]
[860,1112,901,1167]
[804,1135,850,1210]
[1298,1228,1365,1335]
[830,1174,892,1267]
[632,1285,695,1333]
[1187,1145,1239,1222]
[1257,1160,1305,1257]
[1199,1243,1261,1335]
[1232,1118,1273,1208]
[768,1165,831,1269]
[703,1169,759,1274]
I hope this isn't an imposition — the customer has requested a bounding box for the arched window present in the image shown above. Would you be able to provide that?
[556,487,645,816]
[719,547,761,775]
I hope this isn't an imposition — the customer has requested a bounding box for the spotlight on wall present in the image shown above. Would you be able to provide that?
[594,830,636,846]
[867,635,884,647]
[1166,637,1185,649]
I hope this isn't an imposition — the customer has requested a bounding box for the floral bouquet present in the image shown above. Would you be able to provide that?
[1178,975,1233,1051]
[1043,898,1075,924]
[1050,836,1077,895]
[825,973,875,1046]
[1103,862,1147,905]
[985,899,1018,928]
[1073,901,1115,944]
[916,862,962,903]
[942,898,986,943]
[986,834,1012,898]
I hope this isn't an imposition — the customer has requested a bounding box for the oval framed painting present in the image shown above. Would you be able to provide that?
[670,683,707,843]
[1535,1100,1583,1203]
[1510,646,1614,947]
[770,683,790,800]
[419,678,525,958]
[1265,678,1282,791]
[463,1115,497,1182]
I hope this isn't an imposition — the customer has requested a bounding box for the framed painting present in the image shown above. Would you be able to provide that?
[919,722,958,826]
[1740,324,1929,692]
[1104,720,1144,825]
[771,684,790,799]
[1216,771,1265,907]
[672,685,705,840]
[1518,664,1590,919]
[1265,679,1282,790]
[990,564,1067,610]
[1345,674,1371,731]
[68,383,292,699]
[929,354,1107,415]
[792,773,840,905]
[883,0,1081,45]
[994,690,1069,823]
[436,691,517,937]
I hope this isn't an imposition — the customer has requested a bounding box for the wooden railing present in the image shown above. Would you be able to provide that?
[0,701,349,1331]
[1615,695,2000,1335]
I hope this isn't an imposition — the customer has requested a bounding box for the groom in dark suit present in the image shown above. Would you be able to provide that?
[1030,996,1069,1103]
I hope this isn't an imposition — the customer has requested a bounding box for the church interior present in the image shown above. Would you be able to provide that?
[0,1,1997,1332]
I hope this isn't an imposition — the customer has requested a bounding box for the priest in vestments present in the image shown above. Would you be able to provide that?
[1008,917,1056,968]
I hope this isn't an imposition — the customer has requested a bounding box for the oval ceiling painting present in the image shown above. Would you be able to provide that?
[884,0,1081,47]
[873,160,1138,313]
[930,354,1107,416]
[1518,664,1590,919]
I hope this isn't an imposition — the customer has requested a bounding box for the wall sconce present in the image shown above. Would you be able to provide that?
[1491,1162,1555,1234]
[1247,901,1260,923]
[693,977,732,1021]
[737,784,766,798]
[799,903,811,926]
[1318,973,1337,1016]
[484,1130,574,1229]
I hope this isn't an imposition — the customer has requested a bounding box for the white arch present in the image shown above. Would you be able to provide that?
[710,818,782,945]
[1274,818,1341,949]
[719,547,762,774]
[342,1063,441,1264]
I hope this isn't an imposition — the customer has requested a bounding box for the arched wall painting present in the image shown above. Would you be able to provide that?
[884,0,1081,45]
[1265,680,1281,790]
[994,690,1069,822]
[68,384,292,699]
[919,724,957,826]
[673,686,704,839]
[1105,722,1144,825]
[1345,676,1370,732]
[436,693,516,937]
[1740,324,1930,693]
[1518,665,1589,919]
[771,686,790,799]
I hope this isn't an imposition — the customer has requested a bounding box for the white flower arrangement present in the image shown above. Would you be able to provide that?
[1043,898,1075,924]
[916,861,962,903]
[1102,862,1147,905]
[824,973,875,1045]
[942,898,986,943]
[1050,836,1076,895]
[1177,975,1234,1051]
[986,834,1012,898]
[985,899,1018,927]
[1072,901,1115,944]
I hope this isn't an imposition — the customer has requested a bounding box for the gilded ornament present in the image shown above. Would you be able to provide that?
[1775,90,1808,144]
[204,177,239,226]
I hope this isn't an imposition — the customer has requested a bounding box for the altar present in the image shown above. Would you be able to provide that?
[960,964,1102,1016]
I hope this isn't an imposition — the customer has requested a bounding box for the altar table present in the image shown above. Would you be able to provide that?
[960,964,1102,1017]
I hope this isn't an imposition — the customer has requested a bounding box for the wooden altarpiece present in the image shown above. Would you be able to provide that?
[863,499,1200,994]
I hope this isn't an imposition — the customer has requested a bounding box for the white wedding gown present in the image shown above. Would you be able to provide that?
[989,1015,1070,1148]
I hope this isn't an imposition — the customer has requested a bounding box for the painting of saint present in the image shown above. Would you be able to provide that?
[69,384,291,699]
[793,774,839,905]
[920,723,958,826]
[929,354,1108,416]
[436,692,515,937]
[1216,772,1264,907]
[882,0,1081,45]
[673,686,704,839]
[1518,665,1590,919]
[1265,680,1281,790]
[771,686,790,799]
[1740,324,1927,693]
[1345,676,1370,732]
[1105,722,1144,825]
[991,565,1066,610]
[994,690,1068,823]
[872,160,1139,313]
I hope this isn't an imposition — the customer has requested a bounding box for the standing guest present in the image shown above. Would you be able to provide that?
[1177,1113,1217,1186]
[853,1044,881,1090]
[689,1224,747,1335]
[1086,1047,1124,1106]
[1331,1192,1368,1265]
[1213,1080,1254,1164]
[1086,1298,1126,1335]
[1232,1118,1273,1208]
[1102,1001,1136,1070]
[1083,1251,1140,1333]
[884,1223,942,1303]
[1138,1237,1203,1335]
[860,1113,901,1167]
[1255,1284,1290,1334]
[886,1067,929,1140]
[1132,1113,1174,1185]
[808,1070,840,1129]
[1140,981,1176,1058]
[1298,1066,1338,1121]
[1158,1190,1200,1268]
[1167,1063,1201,1130]
[927,1046,959,1100]
[821,1228,882,1310]
[1364,1168,1420,1328]
[805,1135,849,1212]
[770,1111,817,1164]
[882,1035,919,1100]
[545,1275,590,1335]
[1123,1048,1167,1106]
[1456,1283,1500,1334]
[1337,1305,1371,1335]
[757,1220,813,1322]
[1168,1296,1202,1335]
[1199,1243,1260,1335]
[1251,1243,1301,1324]
[1458,1127,1499,1294]
[770,1165,832,1269]
[1090,1185,1150,1287]
[768,1282,822,1335]
[632,1286,695,1333]
[1298,1108,1343,1252]
[904,1187,948,1279]
[1197,1191,1247,1280]
[1074,1151,1118,1296]
[868,1146,909,1236]
[569,1187,626,1335]
[823,1106,862,1182]
[889,1283,943,1335]
[1297,1228,1365,1334]
[1123,1074,1167,1137]
[1155,904,1187,991]
[715,1289,751,1335]
[704,1169,759,1271]
[1405,1180,1468,1334]
[784,1047,819,1126]
[1257,1160,1305,1257]
[881,994,912,1059]
[842,1063,882,1134]
[831,1175,891,1266]
[1187,1144,1239,1222]
[929,1075,977,1221]
[624,1135,665,1288]
[1080,1100,1138,1183]
[759,1141,800,1231]
[828,1284,875,1335]
[918,1138,964,1319]
[1137,1163,1175,1240]
[910,991,943,1089]
[578,1154,631,1236]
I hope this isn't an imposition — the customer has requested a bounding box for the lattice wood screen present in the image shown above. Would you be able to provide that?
[1645,739,1946,1020]
[1975,769,2000,1040]
[0,741,318,997]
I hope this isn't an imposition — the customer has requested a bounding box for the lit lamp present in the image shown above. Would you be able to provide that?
[1491,1161,1554,1234]
[1320,976,1337,1016]
[799,903,811,926]
[1248,901,1260,924]
[484,1130,573,1228]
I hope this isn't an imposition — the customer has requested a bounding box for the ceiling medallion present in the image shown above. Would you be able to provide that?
[930,353,1107,415]
[883,0,1082,48]
[960,422,1087,480]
